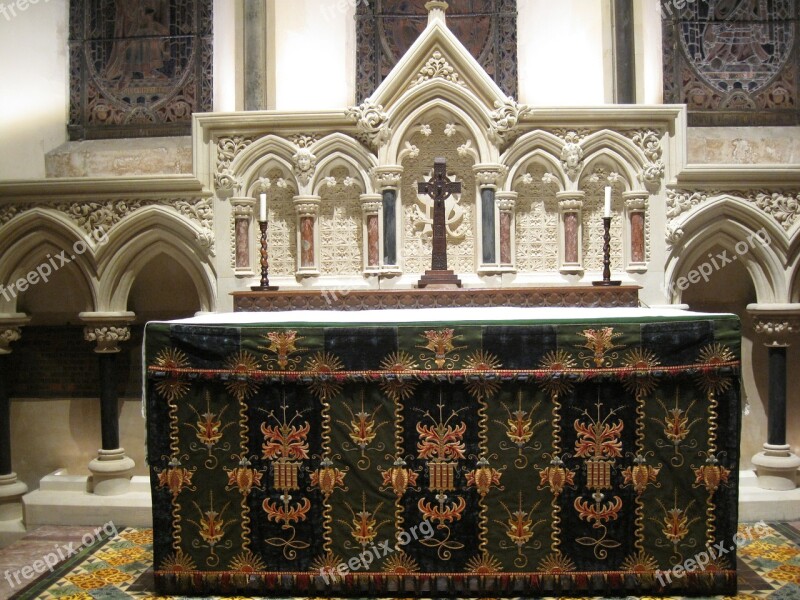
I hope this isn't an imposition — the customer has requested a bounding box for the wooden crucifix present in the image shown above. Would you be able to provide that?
[416,157,463,288]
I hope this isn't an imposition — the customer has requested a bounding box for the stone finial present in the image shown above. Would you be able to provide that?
[426,1,448,24]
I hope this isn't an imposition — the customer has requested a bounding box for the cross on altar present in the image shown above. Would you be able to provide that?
[416,157,463,288]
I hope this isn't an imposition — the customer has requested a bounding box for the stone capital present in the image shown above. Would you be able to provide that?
[79,312,136,354]
[293,195,321,217]
[230,197,256,218]
[0,314,30,355]
[747,304,800,347]
[372,166,404,190]
[495,191,518,212]
[473,164,508,189]
[557,191,585,212]
[624,191,649,211]
[360,194,383,214]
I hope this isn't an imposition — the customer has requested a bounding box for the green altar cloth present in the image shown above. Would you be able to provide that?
[144,307,741,597]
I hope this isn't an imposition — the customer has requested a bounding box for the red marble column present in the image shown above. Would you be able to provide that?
[495,191,517,268]
[300,217,314,267]
[557,192,585,273]
[293,196,321,274]
[564,212,580,264]
[624,193,648,268]
[361,194,383,272]
[231,198,256,272]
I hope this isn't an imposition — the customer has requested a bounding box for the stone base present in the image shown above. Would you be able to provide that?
[0,473,28,522]
[416,270,462,288]
[23,470,152,528]
[751,444,800,490]
[88,449,136,496]
[739,469,800,521]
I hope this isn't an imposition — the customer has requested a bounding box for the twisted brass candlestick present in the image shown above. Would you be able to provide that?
[592,216,621,287]
[251,220,279,291]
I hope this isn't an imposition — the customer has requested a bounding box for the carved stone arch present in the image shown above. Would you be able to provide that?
[242,156,296,197]
[0,210,100,313]
[98,207,216,312]
[579,149,638,192]
[231,135,299,193]
[507,150,566,193]
[312,133,378,190]
[311,152,371,196]
[503,131,566,191]
[666,203,787,304]
[582,131,648,179]
[386,93,493,165]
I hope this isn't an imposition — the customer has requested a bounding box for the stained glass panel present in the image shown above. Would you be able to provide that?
[69,0,213,139]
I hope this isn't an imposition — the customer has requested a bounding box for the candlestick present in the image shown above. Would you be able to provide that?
[259,193,268,223]
[251,220,279,291]
[592,216,621,287]
[604,186,611,218]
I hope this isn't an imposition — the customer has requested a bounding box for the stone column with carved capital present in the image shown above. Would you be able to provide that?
[747,304,800,490]
[373,166,404,269]
[495,192,517,267]
[0,314,30,523]
[80,312,136,496]
[360,194,383,271]
[231,197,256,273]
[624,191,648,271]
[294,195,321,276]
[557,191,585,273]
[474,164,508,268]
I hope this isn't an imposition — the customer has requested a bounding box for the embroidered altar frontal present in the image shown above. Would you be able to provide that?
[144,308,741,597]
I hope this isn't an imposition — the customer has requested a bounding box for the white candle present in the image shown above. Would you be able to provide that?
[259,193,267,222]
[604,186,612,218]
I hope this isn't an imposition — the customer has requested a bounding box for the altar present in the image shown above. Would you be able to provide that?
[145,307,740,597]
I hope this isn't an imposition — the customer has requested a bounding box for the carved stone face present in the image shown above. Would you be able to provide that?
[563,144,581,169]
[295,150,313,172]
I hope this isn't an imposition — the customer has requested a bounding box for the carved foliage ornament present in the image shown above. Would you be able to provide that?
[215,136,258,192]
[347,100,391,149]
[291,135,318,187]
[84,325,132,353]
[489,98,531,146]
[0,198,215,257]
[667,189,800,232]
[628,129,665,191]
[411,51,467,89]
[0,328,22,354]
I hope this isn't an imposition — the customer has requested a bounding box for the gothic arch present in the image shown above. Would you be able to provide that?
[665,200,787,304]
[313,133,377,187]
[507,150,566,192]
[242,156,296,198]
[386,93,494,165]
[311,152,372,195]
[579,149,638,192]
[503,131,566,190]
[97,207,216,312]
[582,131,648,181]
[0,210,99,313]
[233,135,297,184]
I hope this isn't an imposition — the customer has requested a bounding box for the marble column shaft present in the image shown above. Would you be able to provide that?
[613,0,636,104]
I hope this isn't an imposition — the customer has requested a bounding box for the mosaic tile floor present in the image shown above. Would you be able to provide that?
[3,523,800,599]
